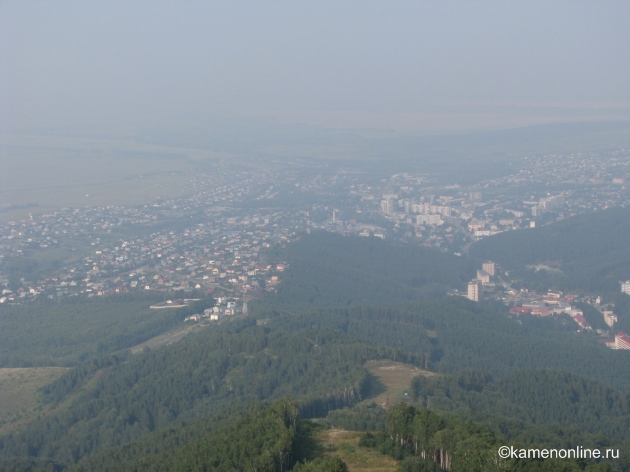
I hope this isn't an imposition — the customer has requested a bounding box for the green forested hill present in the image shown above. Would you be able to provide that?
[0,318,389,464]
[0,294,212,367]
[412,369,630,440]
[4,230,630,470]
[364,402,627,472]
[263,300,630,391]
[76,386,630,472]
[73,399,313,472]
[0,400,326,472]
[8,296,630,468]
[469,206,630,292]
[263,231,475,308]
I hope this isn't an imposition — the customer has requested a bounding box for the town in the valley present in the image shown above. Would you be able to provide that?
[1,149,629,348]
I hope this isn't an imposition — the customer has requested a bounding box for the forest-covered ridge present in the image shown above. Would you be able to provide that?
[0,293,214,367]
[469,206,630,292]
[257,300,630,390]
[4,226,630,470]
[363,402,627,472]
[411,368,630,440]
[0,317,395,464]
[262,230,475,308]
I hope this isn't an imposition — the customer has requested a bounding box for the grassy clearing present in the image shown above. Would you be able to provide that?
[316,428,398,472]
[16,237,99,275]
[0,367,68,431]
[303,361,439,469]
[129,321,209,354]
[364,359,437,409]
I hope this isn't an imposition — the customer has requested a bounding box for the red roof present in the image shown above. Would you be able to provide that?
[573,315,591,328]
[531,308,550,316]
[510,307,532,314]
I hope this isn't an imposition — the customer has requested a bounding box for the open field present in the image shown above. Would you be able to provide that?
[0,133,225,220]
[316,428,398,472]
[0,367,69,430]
[364,359,438,409]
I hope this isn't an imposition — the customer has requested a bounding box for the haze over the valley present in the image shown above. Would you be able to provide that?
[2,1,630,136]
[4,3,630,470]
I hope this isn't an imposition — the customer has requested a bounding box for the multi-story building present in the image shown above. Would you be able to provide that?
[603,311,617,328]
[476,270,490,284]
[482,261,496,276]
[381,198,396,215]
[467,280,482,302]
[615,331,630,350]
[416,214,443,226]
[621,280,630,295]
[469,191,482,201]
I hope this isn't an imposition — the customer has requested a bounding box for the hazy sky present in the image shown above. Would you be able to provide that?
[2,1,630,133]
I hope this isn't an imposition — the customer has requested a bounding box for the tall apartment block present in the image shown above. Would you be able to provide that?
[467,280,482,302]
[482,261,496,276]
